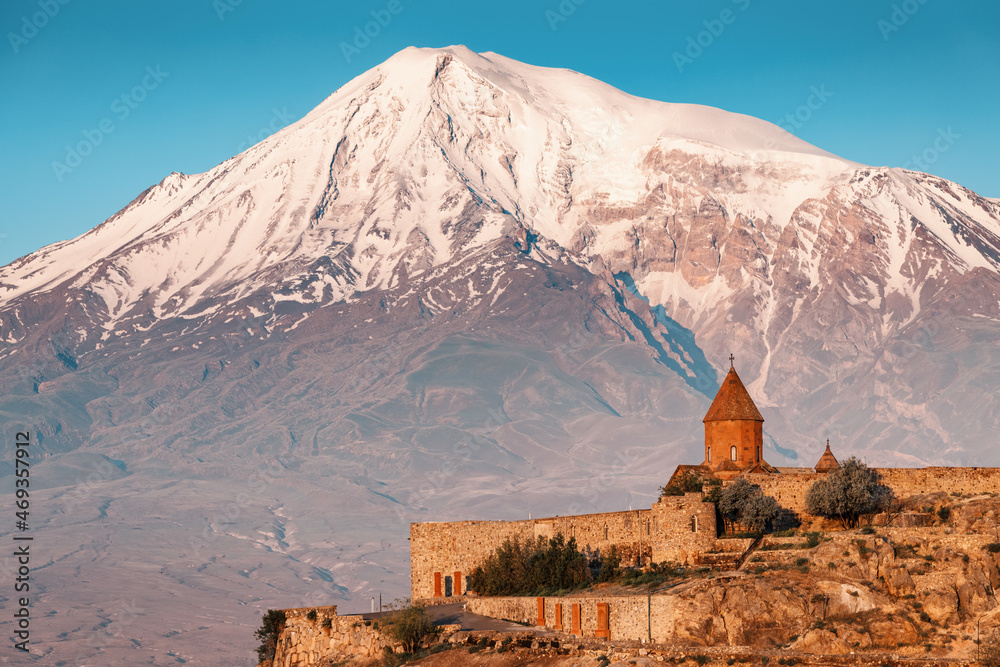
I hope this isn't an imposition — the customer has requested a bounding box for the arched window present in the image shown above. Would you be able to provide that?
[757,446,761,461]
[707,447,712,462]
[730,445,737,461]
[690,516,698,532]
[603,525,608,540]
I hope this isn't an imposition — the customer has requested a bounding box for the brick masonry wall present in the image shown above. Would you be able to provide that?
[270,606,398,667]
[410,494,717,600]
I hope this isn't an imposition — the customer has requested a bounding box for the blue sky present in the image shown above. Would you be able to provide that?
[1,0,997,266]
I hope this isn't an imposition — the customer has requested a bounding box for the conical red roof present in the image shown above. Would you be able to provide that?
[814,441,840,472]
[703,365,764,422]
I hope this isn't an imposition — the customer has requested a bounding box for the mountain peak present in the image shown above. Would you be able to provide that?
[2,47,997,351]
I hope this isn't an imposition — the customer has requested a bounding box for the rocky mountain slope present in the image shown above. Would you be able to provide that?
[1,45,999,664]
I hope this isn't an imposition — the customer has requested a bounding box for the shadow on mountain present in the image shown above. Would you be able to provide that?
[613,271,719,400]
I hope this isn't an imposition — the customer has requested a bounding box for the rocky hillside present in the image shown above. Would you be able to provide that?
[263,491,1000,667]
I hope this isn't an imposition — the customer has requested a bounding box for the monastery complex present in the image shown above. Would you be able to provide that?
[409,361,1000,601]
[269,361,1000,666]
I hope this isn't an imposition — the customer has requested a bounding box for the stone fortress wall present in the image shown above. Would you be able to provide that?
[410,493,716,600]
[749,466,1000,516]
[411,467,1000,601]
[269,606,398,667]
[466,594,654,642]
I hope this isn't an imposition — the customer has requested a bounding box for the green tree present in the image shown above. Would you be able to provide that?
[468,533,590,595]
[595,545,622,583]
[254,609,286,664]
[718,478,758,525]
[717,478,788,533]
[702,478,723,504]
[739,491,781,532]
[378,600,438,653]
[805,457,894,529]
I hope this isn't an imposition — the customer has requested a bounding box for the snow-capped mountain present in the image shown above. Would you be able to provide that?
[0,46,855,318]
[2,46,999,663]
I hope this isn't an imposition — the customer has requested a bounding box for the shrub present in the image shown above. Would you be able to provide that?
[660,471,704,496]
[805,457,894,529]
[795,557,809,567]
[982,630,1000,667]
[919,611,932,623]
[984,543,1000,553]
[860,526,875,535]
[322,617,332,629]
[380,602,438,653]
[306,609,317,621]
[254,609,286,664]
[622,560,686,587]
[803,531,822,548]
[937,506,951,522]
